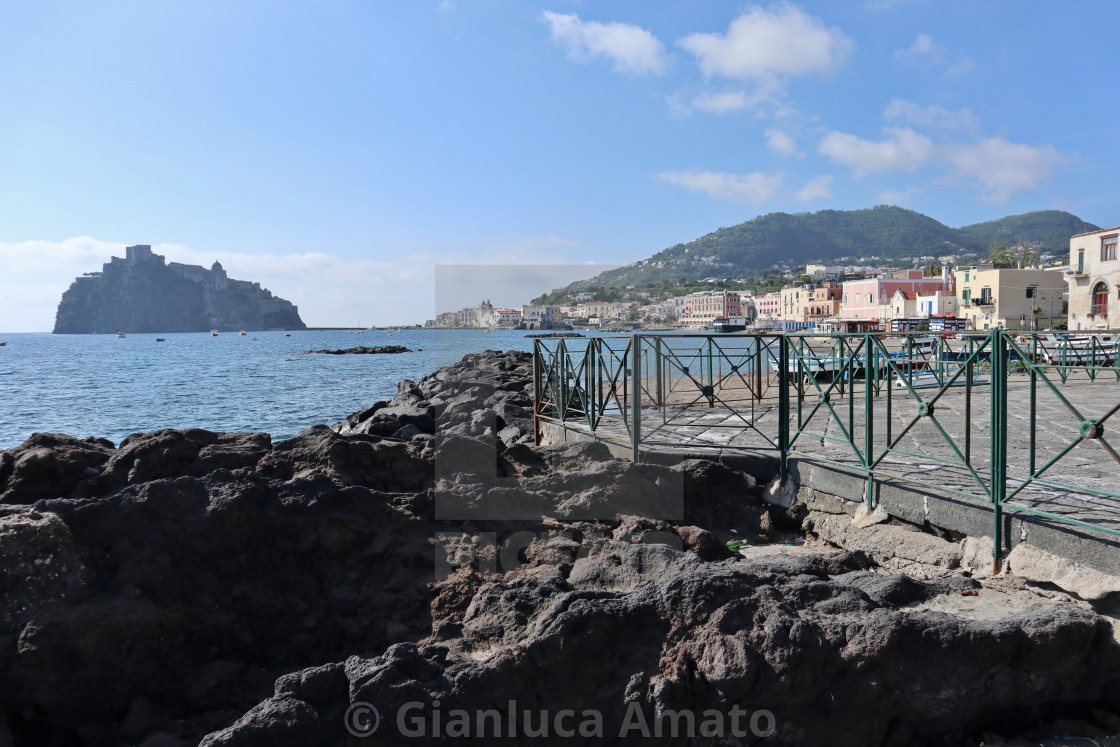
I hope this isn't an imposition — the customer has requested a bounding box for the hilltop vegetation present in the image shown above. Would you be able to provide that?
[570,207,1097,289]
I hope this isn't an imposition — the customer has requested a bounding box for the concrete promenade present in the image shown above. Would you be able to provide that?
[538,369,1120,575]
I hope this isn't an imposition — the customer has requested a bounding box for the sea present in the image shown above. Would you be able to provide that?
[0,329,559,450]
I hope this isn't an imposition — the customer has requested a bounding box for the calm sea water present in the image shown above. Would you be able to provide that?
[0,329,547,450]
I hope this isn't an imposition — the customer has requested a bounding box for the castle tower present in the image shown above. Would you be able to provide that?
[209,261,228,291]
[126,245,154,263]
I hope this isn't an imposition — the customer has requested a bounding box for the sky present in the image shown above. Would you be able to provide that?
[2,1,1119,331]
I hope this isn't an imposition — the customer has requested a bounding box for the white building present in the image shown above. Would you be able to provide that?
[1067,226,1120,330]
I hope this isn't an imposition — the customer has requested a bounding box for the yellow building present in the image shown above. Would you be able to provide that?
[955,266,1066,330]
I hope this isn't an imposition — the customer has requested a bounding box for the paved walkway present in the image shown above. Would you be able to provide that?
[546,369,1120,538]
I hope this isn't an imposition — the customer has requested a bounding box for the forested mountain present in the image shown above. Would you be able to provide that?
[571,207,1098,289]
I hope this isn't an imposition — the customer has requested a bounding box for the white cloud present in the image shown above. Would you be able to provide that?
[942,138,1065,203]
[895,33,939,61]
[876,186,923,206]
[794,175,833,201]
[677,6,852,80]
[765,128,802,157]
[655,170,782,204]
[946,58,974,74]
[819,120,1067,203]
[818,127,935,175]
[690,91,752,113]
[883,99,977,132]
[542,11,668,75]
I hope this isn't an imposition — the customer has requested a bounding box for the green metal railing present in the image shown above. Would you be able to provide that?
[534,330,1120,568]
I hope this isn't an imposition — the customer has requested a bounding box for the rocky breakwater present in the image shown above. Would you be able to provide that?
[307,346,414,355]
[0,350,1115,746]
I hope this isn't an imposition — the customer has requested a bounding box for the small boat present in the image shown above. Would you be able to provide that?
[896,372,990,389]
[704,316,747,333]
[0,342,6,346]
[285,333,291,336]
[116,331,126,338]
[239,330,246,336]
[1036,335,1118,366]
[210,329,219,336]
[156,338,166,342]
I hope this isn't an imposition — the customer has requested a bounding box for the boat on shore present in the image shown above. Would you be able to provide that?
[1014,333,1118,366]
[704,316,747,333]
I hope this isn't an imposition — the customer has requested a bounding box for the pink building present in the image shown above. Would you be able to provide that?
[681,290,742,329]
[756,292,781,319]
[841,270,948,320]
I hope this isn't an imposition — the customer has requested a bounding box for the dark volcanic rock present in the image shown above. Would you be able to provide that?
[306,346,413,355]
[334,349,533,449]
[89,428,272,494]
[0,432,115,504]
[206,548,1118,746]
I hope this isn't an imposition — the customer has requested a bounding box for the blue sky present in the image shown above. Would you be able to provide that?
[2,1,1118,330]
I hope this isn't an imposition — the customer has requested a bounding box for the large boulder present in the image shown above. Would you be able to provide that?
[0,433,114,504]
[206,549,1118,746]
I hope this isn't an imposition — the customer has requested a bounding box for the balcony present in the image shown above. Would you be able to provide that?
[971,297,995,306]
[1090,304,1108,318]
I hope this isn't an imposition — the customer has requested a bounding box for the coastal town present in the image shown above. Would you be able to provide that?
[426,226,1118,335]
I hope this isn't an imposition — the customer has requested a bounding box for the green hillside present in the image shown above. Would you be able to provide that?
[956,210,1099,251]
[571,207,1098,289]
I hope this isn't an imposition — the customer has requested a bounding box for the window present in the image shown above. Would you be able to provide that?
[964,272,969,282]
[1092,282,1109,317]
[1026,286,1037,299]
[1078,250,1085,273]
[868,293,873,303]
[962,289,971,303]
[1103,236,1118,262]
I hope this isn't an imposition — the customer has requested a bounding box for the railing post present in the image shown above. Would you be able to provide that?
[1029,334,1037,474]
[754,334,763,402]
[587,337,597,430]
[779,334,790,483]
[990,328,1007,574]
[631,333,642,463]
[532,340,542,444]
[706,336,715,408]
[864,333,875,511]
[654,337,663,410]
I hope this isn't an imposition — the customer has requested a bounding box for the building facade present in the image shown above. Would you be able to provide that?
[955,266,1067,330]
[680,290,742,329]
[1066,226,1120,330]
[779,283,842,325]
[840,270,948,321]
